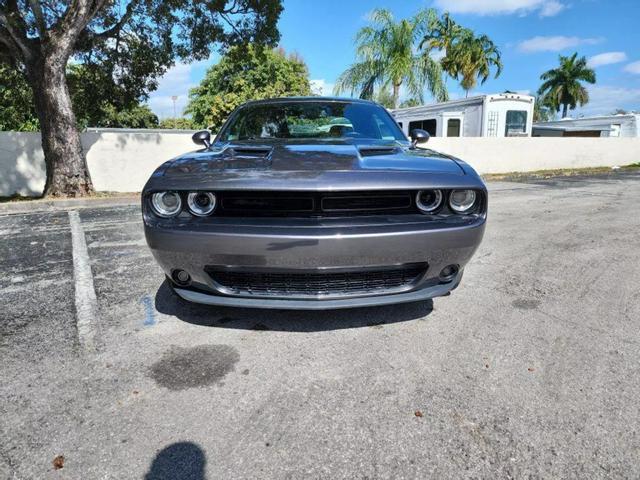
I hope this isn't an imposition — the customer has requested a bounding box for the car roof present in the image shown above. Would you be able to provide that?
[240,96,378,107]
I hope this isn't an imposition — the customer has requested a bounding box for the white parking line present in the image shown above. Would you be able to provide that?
[68,210,99,351]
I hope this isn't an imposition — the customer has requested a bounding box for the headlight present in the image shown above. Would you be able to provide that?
[449,190,477,213]
[416,190,443,213]
[187,191,217,216]
[151,191,182,217]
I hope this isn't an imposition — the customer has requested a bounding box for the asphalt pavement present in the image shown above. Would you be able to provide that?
[1,173,639,479]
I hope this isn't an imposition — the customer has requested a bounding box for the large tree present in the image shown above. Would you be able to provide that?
[537,52,596,118]
[334,8,447,109]
[0,1,282,197]
[186,45,311,131]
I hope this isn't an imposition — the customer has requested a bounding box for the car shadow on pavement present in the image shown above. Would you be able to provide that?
[145,441,206,480]
[154,280,434,332]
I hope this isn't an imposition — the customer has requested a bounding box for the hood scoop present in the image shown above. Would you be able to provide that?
[358,146,402,157]
[229,147,273,158]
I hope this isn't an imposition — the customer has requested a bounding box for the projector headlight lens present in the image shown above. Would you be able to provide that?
[151,191,182,217]
[449,190,477,213]
[416,190,443,213]
[187,191,217,216]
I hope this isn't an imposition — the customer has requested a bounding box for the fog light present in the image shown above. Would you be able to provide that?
[439,264,459,282]
[172,269,191,286]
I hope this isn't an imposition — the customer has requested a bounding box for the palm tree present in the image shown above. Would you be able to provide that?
[537,53,596,118]
[334,8,447,109]
[444,30,503,97]
[421,12,461,51]
[420,12,464,74]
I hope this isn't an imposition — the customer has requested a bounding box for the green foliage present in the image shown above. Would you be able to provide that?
[158,118,198,130]
[0,63,158,130]
[440,30,502,95]
[533,95,557,122]
[373,89,396,109]
[95,104,159,129]
[421,12,502,96]
[399,98,422,108]
[67,64,159,128]
[1,1,284,106]
[537,53,596,117]
[334,8,448,109]
[186,45,311,130]
[0,64,39,131]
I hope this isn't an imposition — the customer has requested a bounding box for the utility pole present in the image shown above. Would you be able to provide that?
[171,96,178,129]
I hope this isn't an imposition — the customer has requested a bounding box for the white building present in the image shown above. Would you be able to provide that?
[391,93,535,138]
[533,114,640,137]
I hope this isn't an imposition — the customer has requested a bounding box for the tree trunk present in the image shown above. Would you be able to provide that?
[27,53,94,197]
[562,104,568,118]
[392,83,401,109]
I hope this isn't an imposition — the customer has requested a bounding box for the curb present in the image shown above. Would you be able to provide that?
[0,196,140,215]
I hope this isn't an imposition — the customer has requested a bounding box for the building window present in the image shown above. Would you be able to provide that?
[447,119,461,137]
[408,119,437,136]
[505,110,528,136]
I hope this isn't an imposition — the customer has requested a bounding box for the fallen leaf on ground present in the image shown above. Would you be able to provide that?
[53,455,64,470]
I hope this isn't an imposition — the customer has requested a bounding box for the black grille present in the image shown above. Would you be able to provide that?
[217,191,416,217]
[206,264,427,298]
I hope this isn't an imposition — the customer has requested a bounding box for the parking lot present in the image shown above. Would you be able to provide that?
[1,173,640,479]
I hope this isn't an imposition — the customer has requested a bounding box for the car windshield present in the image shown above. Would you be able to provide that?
[219,101,406,142]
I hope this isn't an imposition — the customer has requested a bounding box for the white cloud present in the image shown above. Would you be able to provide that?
[623,61,640,74]
[517,35,603,53]
[588,51,627,68]
[433,0,565,17]
[539,0,564,17]
[574,85,640,116]
[310,79,336,96]
[146,56,216,119]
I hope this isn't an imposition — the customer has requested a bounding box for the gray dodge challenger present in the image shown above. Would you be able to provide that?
[142,97,487,309]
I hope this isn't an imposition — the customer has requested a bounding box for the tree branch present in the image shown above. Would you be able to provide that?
[52,0,108,55]
[28,0,47,35]
[0,11,31,60]
[94,0,138,39]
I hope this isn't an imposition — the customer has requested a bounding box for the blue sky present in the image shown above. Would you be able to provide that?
[147,0,640,119]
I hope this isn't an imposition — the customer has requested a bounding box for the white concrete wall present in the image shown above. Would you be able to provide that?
[424,137,640,174]
[0,131,194,195]
[1,132,639,196]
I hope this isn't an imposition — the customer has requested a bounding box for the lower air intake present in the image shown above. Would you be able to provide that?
[206,264,427,299]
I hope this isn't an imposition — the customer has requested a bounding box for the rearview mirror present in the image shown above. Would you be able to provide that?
[410,129,430,147]
[192,130,211,148]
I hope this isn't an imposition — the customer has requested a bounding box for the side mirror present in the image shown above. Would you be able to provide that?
[192,130,211,148]
[410,128,430,147]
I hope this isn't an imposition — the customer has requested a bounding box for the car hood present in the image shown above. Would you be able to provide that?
[162,139,465,177]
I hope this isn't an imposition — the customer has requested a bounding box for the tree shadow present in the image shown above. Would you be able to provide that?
[0,132,46,197]
[154,280,434,332]
[145,442,206,480]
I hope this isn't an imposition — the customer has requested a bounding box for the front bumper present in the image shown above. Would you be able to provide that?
[144,214,486,309]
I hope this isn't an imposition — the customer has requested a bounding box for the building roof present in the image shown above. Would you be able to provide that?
[391,93,534,116]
